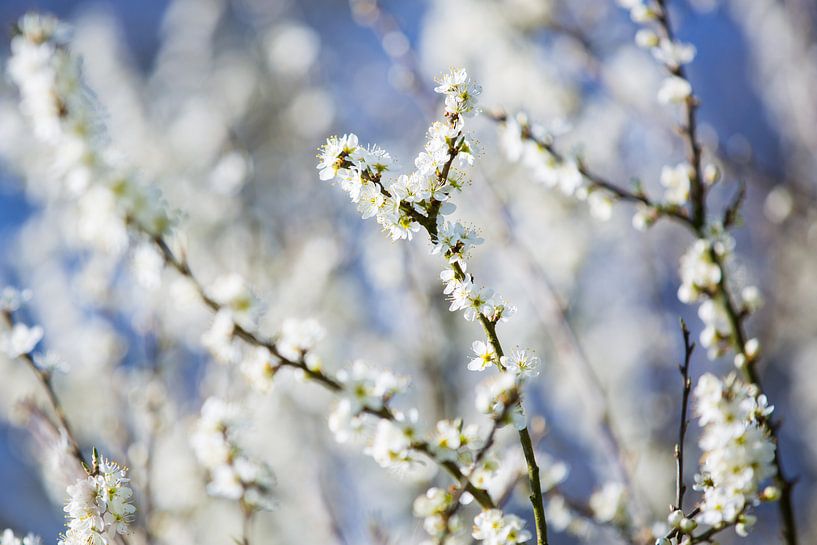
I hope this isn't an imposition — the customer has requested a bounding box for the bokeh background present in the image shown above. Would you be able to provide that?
[0,0,815,543]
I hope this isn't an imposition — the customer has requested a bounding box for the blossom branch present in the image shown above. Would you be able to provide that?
[486,110,695,228]
[138,221,497,509]
[650,1,798,537]
[1,308,85,467]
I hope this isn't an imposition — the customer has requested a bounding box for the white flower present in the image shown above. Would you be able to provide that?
[500,349,540,379]
[60,456,135,545]
[652,38,696,69]
[635,29,659,48]
[630,4,658,22]
[278,318,324,361]
[589,482,627,523]
[657,76,692,105]
[693,373,776,530]
[131,244,163,289]
[328,398,368,444]
[240,347,278,391]
[201,309,241,365]
[414,488,458,538]
[434,68,481,117]
[588,191,613,221]
[468,340,497,371]
[336,360,408,412]
[1,323,43,358]
[208,273,260,326]
[633,204,658,231]
[475,373,520,424]
[741,286,763,313]
[660,163,692,205]
[698,299,732,359]
[472,509,532,545]
[317,133,359,181]
[357,181,385,219]
[365,410,419,469]
[677,239,722,303]
[33,350,69,373]
[191,398,276,510]
[9,13,171,248]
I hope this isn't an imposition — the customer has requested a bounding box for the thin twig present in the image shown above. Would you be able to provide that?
[675,319,695,512]
[1,309,85,467]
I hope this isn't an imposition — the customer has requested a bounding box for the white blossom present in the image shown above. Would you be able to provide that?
[589,482,627,524]
[469,340,497,371]
[658,76,692,105]
[1,323,43,358]
[693,373,776,531]
[652,38,697,69]
[660,163,692,205]
[677,239,723,303]
[472,509,532,545]
[500,349,540,379]
[278,318,325,361]
[190,397,276,510]
[59,456,136,545]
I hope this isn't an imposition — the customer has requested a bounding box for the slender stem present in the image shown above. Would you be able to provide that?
[675,320,695,512]
[653,0,705,229]
[517,427,548,545]
[1,310,86,468]
[240,500,254,545]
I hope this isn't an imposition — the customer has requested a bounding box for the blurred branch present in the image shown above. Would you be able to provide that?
[1,310,85,468]
[135,219,498,510]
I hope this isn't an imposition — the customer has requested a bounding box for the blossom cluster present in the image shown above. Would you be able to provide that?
[588,482,628,525]
[317,74,478,241]
[59,455,135,545]
[7,13,170,254]
[190,397,276,511]
[676,234,761,362]
[320,68,542,545]
[413,487,466,542]
[1,287,68,373]
[472,509,532,545]
[618,0,697,105]
[497,113,613,221]
[200,272,325,390]
[692,373,777,535]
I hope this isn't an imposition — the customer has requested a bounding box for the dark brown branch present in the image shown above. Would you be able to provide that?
[675,319,695,512]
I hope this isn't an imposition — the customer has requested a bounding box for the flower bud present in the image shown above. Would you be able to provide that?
[636,29,659,48]
[762,485,781,501]
[703,164,721,185]
[744,338,760,361]
[679,517,697,533]
[667,509,684,527]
